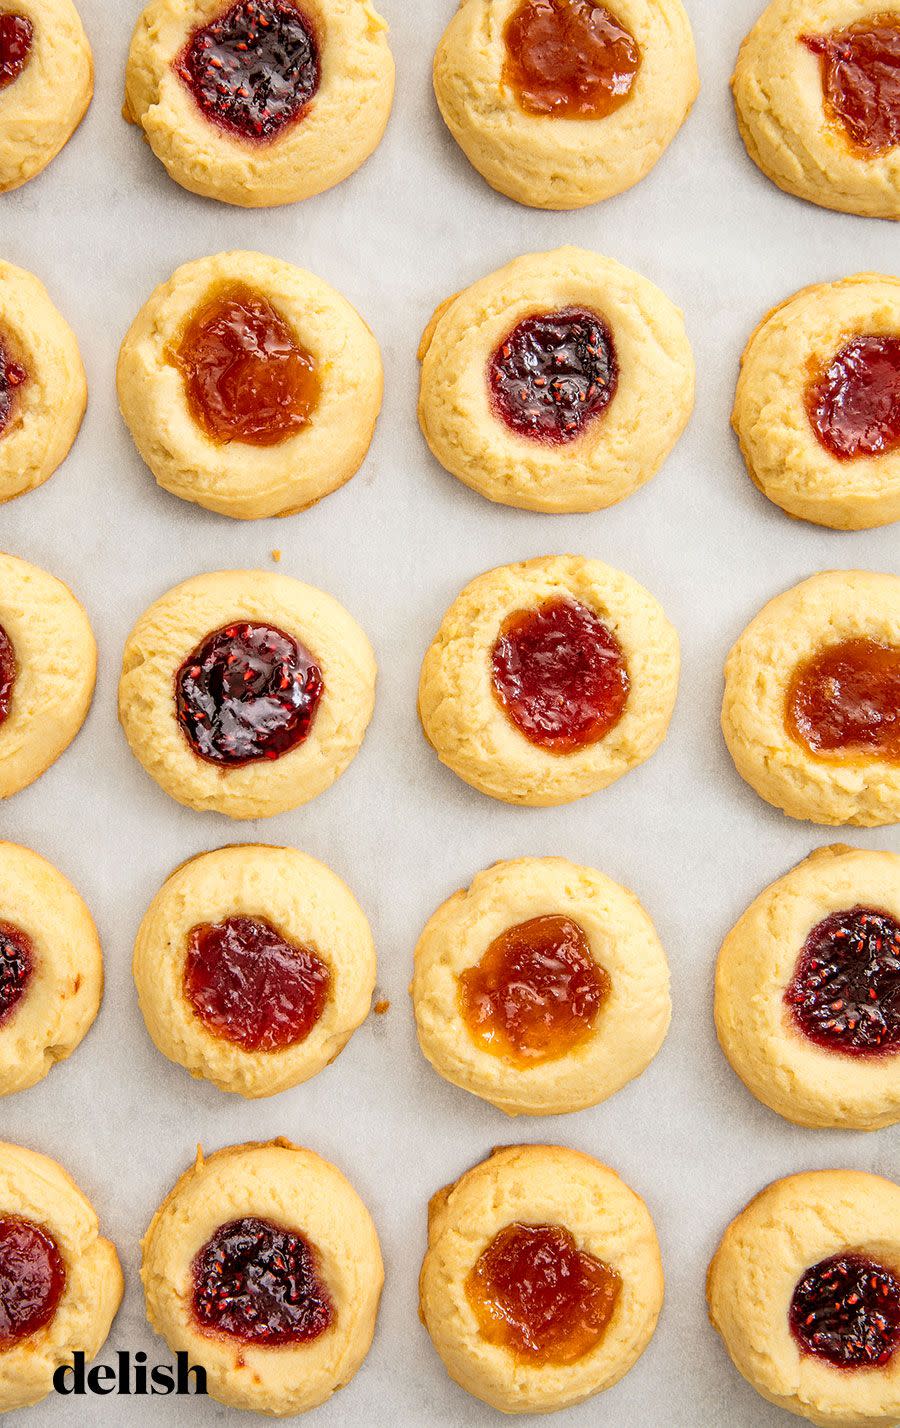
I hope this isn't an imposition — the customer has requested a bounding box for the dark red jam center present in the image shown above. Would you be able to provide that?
[790,1254,900,1369]
[176,0,319,142]
[491,596,629,753]
[0,922,31,1028]
[0,340,26,437]
[0,14,32,91]
[785,907,900,1057]
[806,336,900,461]
[803,16,900,156]
[787,638,900,765]
[176,622,324,767]
[489,309,618,445]
[192,1217,334,1346]
[0,1217,65,1347]
[503,0,641,118]
[0,625,15,728]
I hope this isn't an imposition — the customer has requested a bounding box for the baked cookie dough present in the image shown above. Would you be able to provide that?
[419,555,680,806]
[0,0,92,193]
[722,571,900,826]
[0,1141,122,1413]
[734,274,900,530]
[433,0,698,210]
[412,856,670,1116]
[0,261,86,505]
[0,552,96,800]
[124,0,395,207]
[733,2,900,221]
[708,1170,900,1427]
[118,569,376,820]
[142,1139,383,1415]
[419,1144,663,1415]
[716,845,900,1131]
[418,248,695,513]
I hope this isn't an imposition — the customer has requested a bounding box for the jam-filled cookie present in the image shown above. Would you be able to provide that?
[433,0,698,210]
[118,569,375,819]
[419,555,680,806]
[117,251,383,520]
[412,857,670,1116]
[419,1144,663,1415]
[124,0,395,207]
[0,552,96,800]
[134,844,375,1097]
[418,248,695,513]
[716,846,900,1131]
[734,1,900,220]
[142,1139,383,1415]
[0,261,86,505]
[0,0,92,193]
[0,1141,122,1412]
[708,1170,900,1427]
[722,571,900,827]
[734,275,900,530]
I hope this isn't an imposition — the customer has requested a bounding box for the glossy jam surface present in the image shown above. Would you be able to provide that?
[176,622,324,767]
[0,340,26,437]
[489,309,618,445]
[192,1217,334,1346]
[803,16,900,155]
[172,283,320,447]
[785,907,900,1057]
[786,639,900,764]
[790,1254,900,1369]
[491,596,629,753]
[503,0,641,119]
[176,0,319,142]
[806,336,900,461]
[0,1217,66,1347]
[0,625,15,727]
[0,14,32,90]
[466,1222,621,1364]
[0,923,32,1028]
[459,915,609,1065]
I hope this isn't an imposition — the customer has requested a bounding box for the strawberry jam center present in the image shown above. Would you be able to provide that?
[805,336,900,461]
[192,1217,334,1346]
[0,14,32,90]
[0,340,26,437]
[176,622,324,767]
[0,1217,65,1346]
[176,0,319,142]
[458,914,609,1065]
[489,309,617,444]
[786,638,900,764]
[786,907,900,1057]
[803,16,900,156]
[0,625,15,727]
[503,0,641,119]
[491,596,629,753]
[790,1254,900,1369]
[466,1222,621,1365]
[184,915,330,1052]
[0,923,32,1028]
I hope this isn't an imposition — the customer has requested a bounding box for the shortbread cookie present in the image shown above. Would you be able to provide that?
[0,0,92,192]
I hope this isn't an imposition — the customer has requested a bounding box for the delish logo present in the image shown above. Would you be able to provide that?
[53,1351,207,1397]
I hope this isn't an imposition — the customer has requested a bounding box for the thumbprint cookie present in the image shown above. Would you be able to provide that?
[0,0,92,192]
[418,248,695,513]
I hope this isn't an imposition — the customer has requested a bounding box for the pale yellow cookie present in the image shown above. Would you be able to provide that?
[118,569,376,820]
[0,0,92,193]
[419,1144,664,1415]
[0,552,96,800]
[412,857,670,1116]
[433,0,698,210]
[708,1170,900,1427]
[124,0,395,207]
[721,570,900,826]
[418,248,695,513]
[734,275,900,529]
[142,1139,383,1416]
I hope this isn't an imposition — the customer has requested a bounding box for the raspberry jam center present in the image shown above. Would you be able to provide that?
[459,915,609,1065]
[0,1217,66,1347]
[785,907,900,1057]
[491,596,629,753]
[0,922,32,1027]
[176,622,324,768]
[786,638,900,764]
[503,0,641,119]
[184,915,330,1052]
[803,16,900,156]
[0,339,26,437]
[176,0,319,142]
[805,336,900,461]
[0,624,15,727]
[790,1254,900,1369]
[0,14,32,90]
[192,1217,334,1346]
[466,1222,621,1365]
[489,309,618,445]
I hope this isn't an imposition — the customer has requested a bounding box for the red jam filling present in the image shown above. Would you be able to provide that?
[176,0,319,142]
[0,922,31,1028]
[805,336,900,461]
[802,16,900,156]
[786,638,900,764]
[192,1217,334,1346]
[0,14,32,91]
[0,340,26,437]
[785,907,900,1057]
[503,0,641,119]
[458,914,609,1065]
[466,1222,621,1365]
[491,596,629,753]
[0,625,15,727]
[0,1217,65,1346]
[489,309,618,445]
[790,1254,900,1369]
[176,622,324,767]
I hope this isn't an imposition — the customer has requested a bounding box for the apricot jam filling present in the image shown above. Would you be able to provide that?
[503,0,641,119]
[785,907,900,1057]
[790,1254,900,1369]
[805,336,900,461]
[0,1217,65,1346]
[786,638,900,764]
[0,14,32,91]
[192,1217,334,1346]
[489,309,618,444]
[802,16,900,156]
[0,922,31,1028]
[0,625,15,727]
[0,338,26,437]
